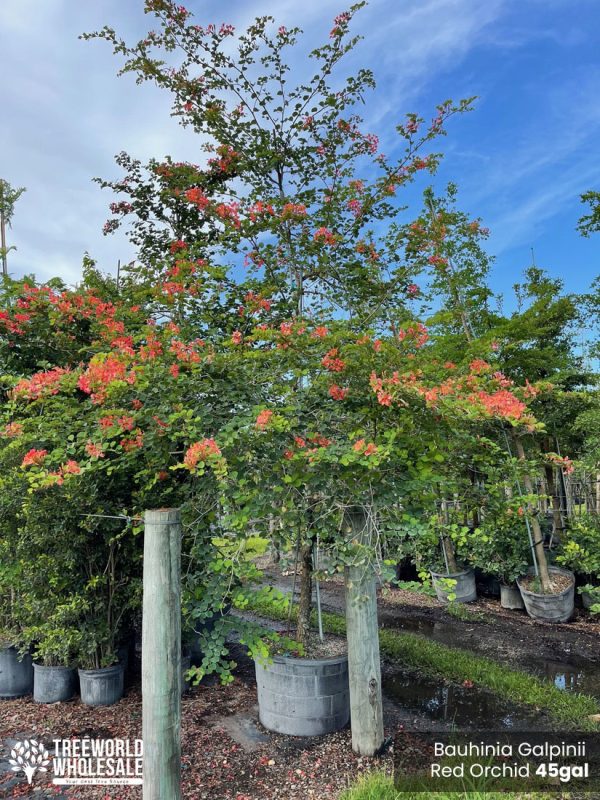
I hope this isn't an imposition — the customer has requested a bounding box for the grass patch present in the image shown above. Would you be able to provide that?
[445,602,488,623]
[340,771,558,800]
[245,593,600,730]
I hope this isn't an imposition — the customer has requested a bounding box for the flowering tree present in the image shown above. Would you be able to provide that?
[84,1,473,325]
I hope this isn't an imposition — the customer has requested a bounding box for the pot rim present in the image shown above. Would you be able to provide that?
[33,662,77,671]
[430,568,473,579]
[517,566,575,598]
[256,653,348,667]
[78,663,124,677]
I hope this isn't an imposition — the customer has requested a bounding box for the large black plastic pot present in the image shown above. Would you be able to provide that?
[430,568,477,604]
[78,663,124,706]
[0,646,33,699]
[517,566,575,623]
[33,663,77,703]
[255,654,350,737]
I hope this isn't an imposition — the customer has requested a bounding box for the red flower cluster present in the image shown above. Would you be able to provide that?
[313,227,337,246]
[21,448,48,467]
[183,438,222,469]
[1,422,24,438]
[13,367,69,401]
[121,432,144,452]
[86,441,105,458]
[398,323,429,349]
[185,186,210,210]
[328,385,349,401]
[78,355,133,404]
[322,348,346,372]
[353,439,378,456]
[256,409,274,430]
[474,389,526,420]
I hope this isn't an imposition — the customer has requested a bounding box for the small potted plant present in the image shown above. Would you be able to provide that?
[77,620,124,707]
[426,519,477,604]
[30,619,81,704]
[466,513,530,610]
[555,516,600,613]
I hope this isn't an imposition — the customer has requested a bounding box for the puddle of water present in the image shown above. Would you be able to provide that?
[388,617,600,700]
[532,658,600,698]
[383,671,546,729]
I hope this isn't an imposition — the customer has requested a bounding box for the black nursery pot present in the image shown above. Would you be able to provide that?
[33,663,78,703]
[0,646,33,699]
[78,663,125,706]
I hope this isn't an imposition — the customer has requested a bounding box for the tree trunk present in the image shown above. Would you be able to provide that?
[142,509,182,800]
[513,437,552,593]
[296,539,313,645]
[440,499,458,572]
[344,506,384,756]
[0,210,7,276]
[541,438,564,539]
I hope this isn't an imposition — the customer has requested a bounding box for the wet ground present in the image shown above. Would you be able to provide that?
[263,565,600,704]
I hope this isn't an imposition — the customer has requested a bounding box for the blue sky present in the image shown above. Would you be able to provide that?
[1,0,599,307]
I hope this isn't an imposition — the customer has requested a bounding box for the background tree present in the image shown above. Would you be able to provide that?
[0,179,26,276]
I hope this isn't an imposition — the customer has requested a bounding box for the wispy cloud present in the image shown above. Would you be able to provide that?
[0,0,598,292]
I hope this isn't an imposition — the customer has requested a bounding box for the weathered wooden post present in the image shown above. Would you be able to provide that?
[344,505,384,756]
[142,509,182,800]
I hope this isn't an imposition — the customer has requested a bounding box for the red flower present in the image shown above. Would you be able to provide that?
[22,448,48,467]
[183,439,221,469]
[329,385,349,401]
[231,331,243,345]
[353,440,378,456]
[311,326,329,339]
[256,409,274,430]
[86,441,105,458]
[121,431,144,452]
[78,355,130,404]
[185,187,210,210]
[313,227,337,246]
[322,348,346,372]
[376,390,392,407]
[13,367,69,401]
[62,459,81,475]
[1,422,23,438]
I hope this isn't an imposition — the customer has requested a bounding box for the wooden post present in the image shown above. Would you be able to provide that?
[344,505,384,756]
[142,509,182,800]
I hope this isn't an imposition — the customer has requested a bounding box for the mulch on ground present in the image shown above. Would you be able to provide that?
[0,648,389,800]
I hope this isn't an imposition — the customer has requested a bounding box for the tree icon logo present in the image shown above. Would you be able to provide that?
[9,739,51,784]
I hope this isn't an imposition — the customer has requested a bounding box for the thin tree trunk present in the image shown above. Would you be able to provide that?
[0,210,7,276]
[440,499,458,572]
[296,539,313,644]
[513,436,552,592]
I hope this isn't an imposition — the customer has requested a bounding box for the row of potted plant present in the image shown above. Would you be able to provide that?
[415,507,600,622]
